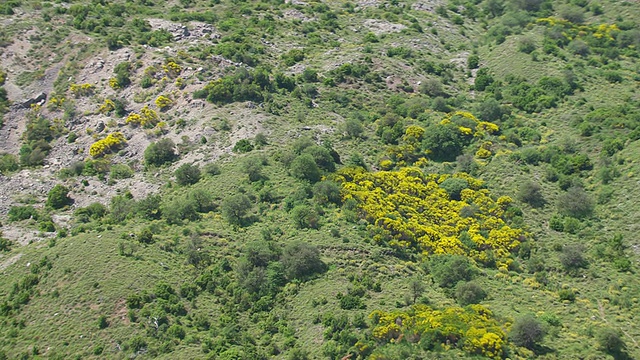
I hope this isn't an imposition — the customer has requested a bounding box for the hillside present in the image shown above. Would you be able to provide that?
[0,0,639,359]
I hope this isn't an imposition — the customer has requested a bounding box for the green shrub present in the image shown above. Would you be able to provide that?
[475,98,506,122]
[518,37,537,54]
[233,139,254,153]
[562,217,581,234]
[38,220,56,232]
[339,293,364,310]
[420,78,446,97]
[474,68,494,91]
[167,324,186,340]
[137,228,154,244]
[281,49,305,66]
[467,54,479,69]
[601,138,624,156]
[162,195,201,225]
[0,153,19,174]
[144,139,177,167]
[129,195,159,221]
[558,288,576,302]
[110,164,134,179]
[241,156,265,182]
[344,118,364,139]
[313,180,341,205]
[46,184,73,209]
[97,315,109,329]
[254,133,268,147]
[429,254,475,288]
[201,68,266,104]
[203,163,221,176]
[440,178,469,201]
[0,236,12,252]
[175,163,201,186]
[75,202,108,222]
[8,206,39,222]
[559,5,584,23]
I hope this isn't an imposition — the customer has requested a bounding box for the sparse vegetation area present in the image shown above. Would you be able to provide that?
[0,0,639,359]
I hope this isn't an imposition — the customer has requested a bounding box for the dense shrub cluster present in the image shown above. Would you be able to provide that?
[126,105,159,128]
[20,107,56,167]
[197,68,271,105]
[370,304,507,358]
[337,166,524,267]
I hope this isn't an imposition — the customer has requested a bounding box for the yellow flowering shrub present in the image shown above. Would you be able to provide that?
[441,111,500,138]
[379,159,394,170]
[370,304,506,359]
[125,105,159,127]
[476,148,492,159]
[336,166,524,266]
[388,111,499,167]
[69,83,95,97]
[89,132,126,158]
[162,61,182,78]
[108,78,120,90]
[125,113,142,125]
[47,96,65,110]
[98,99,116,114]
[155,95,173,110]
[536,17,619,41]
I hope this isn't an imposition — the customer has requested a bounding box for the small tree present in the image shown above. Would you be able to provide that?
[557,186,593,219]
[175,163,201,186]
[409,277,425,304]
[312,180,342,206]
[560,244,588,273]
[344,118,364,139]
[455,281,487,305]
[290,204,320,229]
[281,242,326,280]
[422,124,468,161]
[518,181,545,208]
[510,315,546,350]
[242,156,265,182]
[420,78,446,97]
[290,154,321,183]
[221,194,252,225]
[46,184,73,209]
